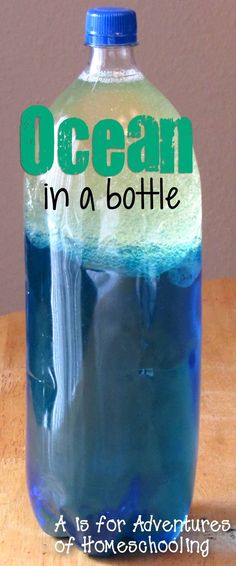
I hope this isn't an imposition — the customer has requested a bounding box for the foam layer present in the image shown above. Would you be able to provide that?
[25,230,201,285]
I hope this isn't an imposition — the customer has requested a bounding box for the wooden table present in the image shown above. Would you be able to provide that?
[1,279,236,565]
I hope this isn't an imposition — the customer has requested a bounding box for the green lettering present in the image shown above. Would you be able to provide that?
[92,119,125,176]
[127,115,159,173]
[58,117,89,174]
[160,117,193,173]
[20,105,54,175]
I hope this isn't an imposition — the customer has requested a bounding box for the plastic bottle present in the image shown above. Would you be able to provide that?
[25,7,201,554]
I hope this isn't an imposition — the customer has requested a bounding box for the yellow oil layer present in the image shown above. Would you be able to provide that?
[25,76,201,275]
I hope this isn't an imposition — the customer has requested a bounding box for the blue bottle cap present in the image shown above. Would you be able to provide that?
[85,7,137,46]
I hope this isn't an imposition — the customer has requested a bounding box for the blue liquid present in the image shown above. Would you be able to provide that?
[25,235,201,552]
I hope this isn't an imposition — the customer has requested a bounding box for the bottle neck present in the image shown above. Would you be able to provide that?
[79,45,143,83]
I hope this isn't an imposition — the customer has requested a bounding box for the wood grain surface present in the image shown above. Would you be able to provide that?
[0,279,236,565]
